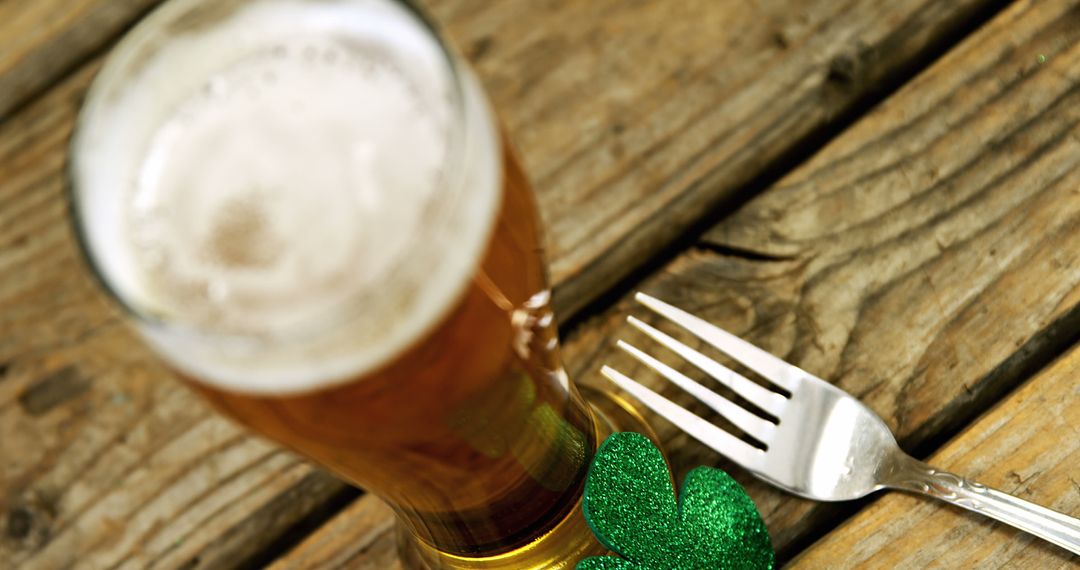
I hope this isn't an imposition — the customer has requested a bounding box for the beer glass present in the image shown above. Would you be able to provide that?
[68,0,648,567]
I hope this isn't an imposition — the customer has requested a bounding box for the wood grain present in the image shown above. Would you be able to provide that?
[266,496,401,570]
[272,0,1080,565]
[0,0,161,120]
[471,0,1008,318]
[791,345,1080,569]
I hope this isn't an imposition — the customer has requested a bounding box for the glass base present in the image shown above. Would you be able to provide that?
[397,385,657,569]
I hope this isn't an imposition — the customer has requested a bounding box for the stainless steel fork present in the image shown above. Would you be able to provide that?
[602,292,1080,554]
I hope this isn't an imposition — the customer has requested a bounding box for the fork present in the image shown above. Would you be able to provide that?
[601,292,1080,554]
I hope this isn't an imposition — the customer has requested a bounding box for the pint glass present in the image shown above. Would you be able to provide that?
[69,0,642,567]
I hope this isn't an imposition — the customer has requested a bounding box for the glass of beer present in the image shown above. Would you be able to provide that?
[68,0,649,567]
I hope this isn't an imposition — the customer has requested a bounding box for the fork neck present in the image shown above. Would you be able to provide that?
[879,452,1080,554]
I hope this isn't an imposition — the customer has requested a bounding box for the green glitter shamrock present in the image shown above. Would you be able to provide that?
[578,432,773,569]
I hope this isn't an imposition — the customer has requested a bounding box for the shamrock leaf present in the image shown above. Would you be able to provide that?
[579,432,773,570]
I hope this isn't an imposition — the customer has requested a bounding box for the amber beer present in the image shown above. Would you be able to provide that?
[192,145,598,555]
[68,0,608,566]
[192,144,598,556]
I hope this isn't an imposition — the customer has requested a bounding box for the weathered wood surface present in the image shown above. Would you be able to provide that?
[0,0,1018,568]
[272,0,1080,565]
[1,0,1009,316]
[473,0,1011,318]
[267,496,402,570]
[0,0,162,120]
[578,0,1080,555]
[791,345,1080,569]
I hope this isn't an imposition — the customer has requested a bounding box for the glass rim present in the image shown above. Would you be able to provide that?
[67,0,480,346]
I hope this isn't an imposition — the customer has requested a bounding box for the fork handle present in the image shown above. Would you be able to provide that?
[888,457,1080,555]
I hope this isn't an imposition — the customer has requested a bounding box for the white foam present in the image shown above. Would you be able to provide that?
[71,0,501,394]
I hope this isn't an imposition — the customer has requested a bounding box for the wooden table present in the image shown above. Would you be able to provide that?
[2,0,1078,567]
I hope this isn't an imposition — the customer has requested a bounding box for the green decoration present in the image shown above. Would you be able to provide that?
[578,432,774,569]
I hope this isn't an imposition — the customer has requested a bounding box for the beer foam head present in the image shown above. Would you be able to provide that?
[71,0,501,394]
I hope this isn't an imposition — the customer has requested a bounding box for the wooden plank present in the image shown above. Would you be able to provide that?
[271,0,1080,565]
[791,345,1080,569]
[266,496,401,570]
[0,0,1020,567]
[0,0,161,120]
[474,0,1010,318]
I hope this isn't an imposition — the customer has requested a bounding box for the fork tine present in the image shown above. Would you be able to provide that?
[627,316,788,418]
[635,292,801,392]
[616,340,776,444]
[601,366,764,470]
